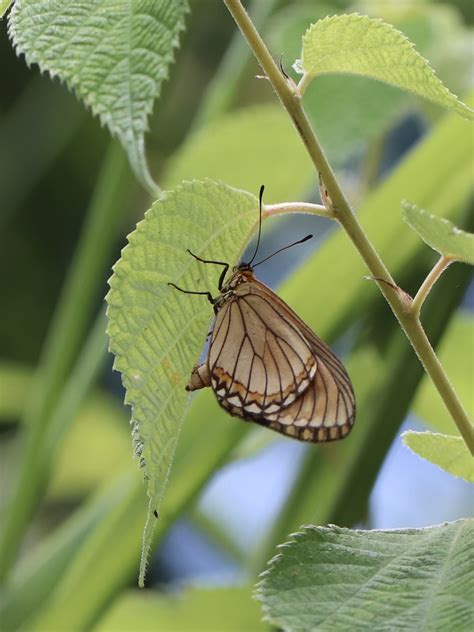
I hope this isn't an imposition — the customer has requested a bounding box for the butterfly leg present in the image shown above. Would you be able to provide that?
[186,363,211,392]
[168,282,215,305]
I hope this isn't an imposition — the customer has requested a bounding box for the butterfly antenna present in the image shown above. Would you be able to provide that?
[248,185,265,266]
[253,234,313,268]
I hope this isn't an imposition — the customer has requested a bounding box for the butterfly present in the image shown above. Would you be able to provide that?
[169,186,355,442]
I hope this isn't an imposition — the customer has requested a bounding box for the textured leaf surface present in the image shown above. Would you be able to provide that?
[403,202,474,263]
[106,180,258,584]
[96,586,269,632]
[165,104,312,203]
[298,14,473,119]
[413,314,474,435]
[403,431,474,483]
[9,0,188,193]
[257,520,474,631]
[269,4,409,166]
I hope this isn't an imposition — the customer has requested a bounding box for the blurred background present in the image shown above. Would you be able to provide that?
[1,0,473,629]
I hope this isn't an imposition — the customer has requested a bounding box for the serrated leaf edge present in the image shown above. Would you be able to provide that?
[402,200,474,263]
[301,13,474,120]
[8,1,190,193]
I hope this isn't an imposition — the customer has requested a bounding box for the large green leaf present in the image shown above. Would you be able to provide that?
[296,14,473,119]
[9,0,188,193]
[95,586,269,632]
[257,520,474,631]
[106,180,259,584]
[403,431,474,483]
[403,202,474,263]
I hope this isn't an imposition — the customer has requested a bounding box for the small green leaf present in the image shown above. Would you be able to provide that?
[106,180,258,585]
[257,520,474,631]
[402,201,474,264]
[9,0,189,193]
[0,0,12,18]
[298,14,474,120]
[96,586,269,632]
[403,431,474,483]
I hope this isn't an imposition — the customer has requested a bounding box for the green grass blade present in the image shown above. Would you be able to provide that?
[0,142,131,582]
[95,586,269,632]
[0,472,135,632]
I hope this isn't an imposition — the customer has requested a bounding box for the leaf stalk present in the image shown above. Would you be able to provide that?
[264,201,333,219]
[411,255,453,318]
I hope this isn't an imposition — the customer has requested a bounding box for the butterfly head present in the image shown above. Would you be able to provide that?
[229,263,255,285]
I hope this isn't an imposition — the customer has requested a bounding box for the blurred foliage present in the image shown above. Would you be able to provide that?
[1,0,473,630]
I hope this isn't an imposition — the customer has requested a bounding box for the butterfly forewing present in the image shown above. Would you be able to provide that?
[209,280,317,413]
[187,270,355,443]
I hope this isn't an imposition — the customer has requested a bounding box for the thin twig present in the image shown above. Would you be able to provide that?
[412,255,453,318]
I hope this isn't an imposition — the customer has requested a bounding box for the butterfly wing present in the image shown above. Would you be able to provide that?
[208,281,318,415]
[221,337,355,442]
[186,275,355,443]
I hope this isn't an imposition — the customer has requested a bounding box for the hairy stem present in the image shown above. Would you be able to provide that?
[223,0,474,454]
[264,201,332,218]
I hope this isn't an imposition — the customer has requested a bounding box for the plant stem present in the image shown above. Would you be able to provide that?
[264,201,332,219]
[297,72,313,97]
[411,255,453,318]
[223,0,474,454]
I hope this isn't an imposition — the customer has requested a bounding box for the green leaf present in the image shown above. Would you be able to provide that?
[297,14,474,120]
[0,362,31,422]
[413,313,474,435]
[106,180,259,585]
[8,0,189,193]
[402,201,474,264]
[403,431,474,483]
[164,104,312,203]
[0,472,136,632]
[269,5,409,167]
[96,586,269,632]
[1,0,12,18]
[257,520,474,631]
